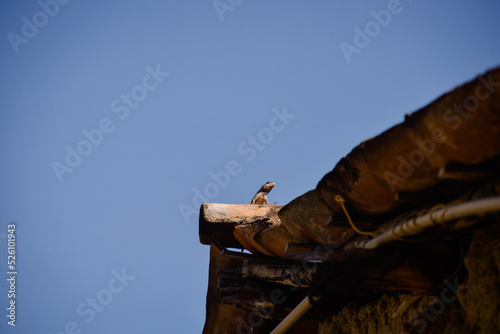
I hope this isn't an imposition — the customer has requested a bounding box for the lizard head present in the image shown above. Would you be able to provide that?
[261,181,275,193]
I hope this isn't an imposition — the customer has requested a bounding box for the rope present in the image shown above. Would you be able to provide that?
[335,195,376,237]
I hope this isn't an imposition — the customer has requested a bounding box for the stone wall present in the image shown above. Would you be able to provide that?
[319,222,500,334]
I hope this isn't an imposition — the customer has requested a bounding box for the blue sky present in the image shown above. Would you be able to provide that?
[0,1,499,333]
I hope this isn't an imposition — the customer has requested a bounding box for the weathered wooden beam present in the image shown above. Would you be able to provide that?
[203,242,249,334]
[311,238,466,296]
[199,203,283,248]
[217,276,310,320]
[284,242,344,261]
[215,248,317,288]
[241,260,316,287]
[204,243,320,333]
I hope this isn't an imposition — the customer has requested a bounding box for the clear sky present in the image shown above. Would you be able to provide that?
[0,1,499,333]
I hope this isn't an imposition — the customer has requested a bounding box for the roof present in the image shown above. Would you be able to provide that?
[198,67,500,333]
